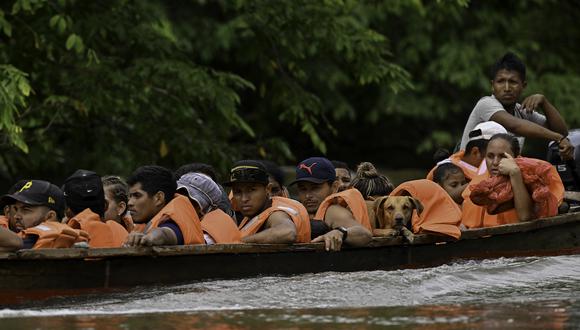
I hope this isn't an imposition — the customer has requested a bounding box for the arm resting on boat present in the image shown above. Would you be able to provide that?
[124,225,180,247]
[241,211,297,244]
[0,227,23,252]
[242,211,296,244]
[317,204,372,249]
[140,227,179,246]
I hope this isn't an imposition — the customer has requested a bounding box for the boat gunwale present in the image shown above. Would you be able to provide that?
[1,211,579,261]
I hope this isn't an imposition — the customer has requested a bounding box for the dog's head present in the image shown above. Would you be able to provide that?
[373,196,423,230]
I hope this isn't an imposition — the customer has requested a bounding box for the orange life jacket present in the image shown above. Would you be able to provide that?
[238,197,311,243]
[132,223,147,233]
[314,189,372,231]
[67,209,128,248]
[426,150,485,182]
[465,158,564,228]
[22,221,89,249]
[463,173,520,227]
[147,194,204,245]
[461,177,486,229]
[228,190,239,212]
[390,179,462,239]
[0,215,8,229]
[201,209,241,243]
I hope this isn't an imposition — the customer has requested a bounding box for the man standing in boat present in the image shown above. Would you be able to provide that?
[226,160,310,244]
[460,52,574,159]
[292,157,372,251]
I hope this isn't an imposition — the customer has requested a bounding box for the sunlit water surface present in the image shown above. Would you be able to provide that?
[2,255,580,329]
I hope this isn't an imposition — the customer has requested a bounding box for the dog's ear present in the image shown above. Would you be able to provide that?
[373,196,388,214]
[373,196,389,228]
[408,197,424,215]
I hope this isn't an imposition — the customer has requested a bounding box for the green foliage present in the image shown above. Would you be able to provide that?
[0,65,29,153]
[340,0,580,164]
[0,0,413,182]
[0,0,579,184]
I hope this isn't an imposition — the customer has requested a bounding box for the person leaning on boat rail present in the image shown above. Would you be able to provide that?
[63,170,129,248]
[124,165,205,246]
[0,180,88,249]
[459,52,574,160]
[225,160,310,244]
[291,157,372,251]
[427,121,508,181]
[462,133,565,228]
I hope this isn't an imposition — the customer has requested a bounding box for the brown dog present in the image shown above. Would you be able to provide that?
[371,196,423,242]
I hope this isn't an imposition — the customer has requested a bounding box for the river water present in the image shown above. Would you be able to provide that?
[1,254,580,329]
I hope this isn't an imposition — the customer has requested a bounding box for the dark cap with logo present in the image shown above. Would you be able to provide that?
[223,160,269,186]
[63,169,105,217]
[0,180,65,217]
[290,157,336,185]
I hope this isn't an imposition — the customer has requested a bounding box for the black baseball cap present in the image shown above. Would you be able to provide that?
[0,180,65,217]
[290,157,336,185]
[63,169,105,216]
[223,160,269,186]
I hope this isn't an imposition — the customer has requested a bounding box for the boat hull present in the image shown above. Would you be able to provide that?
[2,213,580,305]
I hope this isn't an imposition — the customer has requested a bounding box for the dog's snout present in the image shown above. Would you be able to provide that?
[394,215,404,225]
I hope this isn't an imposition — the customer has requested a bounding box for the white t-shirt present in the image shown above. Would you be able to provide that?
[460,95,547,150]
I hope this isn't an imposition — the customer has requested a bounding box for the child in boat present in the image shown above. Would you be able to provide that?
[226,160,310,244]
[426,121,507,181]
[291,157,372,251]
[432,163,468,205]
[64,170,129,248]
[102,175,134,232]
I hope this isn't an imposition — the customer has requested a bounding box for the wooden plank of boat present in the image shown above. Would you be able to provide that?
[1,212,580,305]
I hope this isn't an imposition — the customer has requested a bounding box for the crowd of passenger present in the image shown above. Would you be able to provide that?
[0,52,574,252]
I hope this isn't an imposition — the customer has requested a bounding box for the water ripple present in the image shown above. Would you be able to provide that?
[3,254,580,318]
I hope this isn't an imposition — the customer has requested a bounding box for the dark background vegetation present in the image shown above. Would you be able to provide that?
[1,0,579,189]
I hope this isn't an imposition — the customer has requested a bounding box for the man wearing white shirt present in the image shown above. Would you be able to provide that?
[460,52,574,159]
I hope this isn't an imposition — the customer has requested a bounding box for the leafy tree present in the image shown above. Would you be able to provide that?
[336,0,580,166]
[0,0,413,185]
[2,0,578,187]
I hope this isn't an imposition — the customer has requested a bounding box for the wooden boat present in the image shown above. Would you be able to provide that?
[2,212,580,305]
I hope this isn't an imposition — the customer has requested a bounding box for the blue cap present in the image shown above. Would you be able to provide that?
[290,157,336,185]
